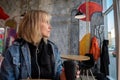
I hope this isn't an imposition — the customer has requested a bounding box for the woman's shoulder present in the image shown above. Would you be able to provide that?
[13,38,26,46]
[3,38,28,58]
[48,40,58,48]
[5,38,26,53]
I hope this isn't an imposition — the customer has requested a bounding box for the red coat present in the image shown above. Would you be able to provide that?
[89,37,100,61]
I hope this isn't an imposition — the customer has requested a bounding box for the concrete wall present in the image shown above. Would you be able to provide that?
[0,0,103,55]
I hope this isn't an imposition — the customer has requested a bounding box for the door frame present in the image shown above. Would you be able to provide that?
[113,0,120,80]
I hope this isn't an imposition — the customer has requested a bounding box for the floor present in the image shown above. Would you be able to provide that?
[76,75,111,80]
[107,52,117,80]
[76,76,97,80]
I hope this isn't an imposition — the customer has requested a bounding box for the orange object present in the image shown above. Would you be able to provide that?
[89,36,100,61]
[79,33,91,55]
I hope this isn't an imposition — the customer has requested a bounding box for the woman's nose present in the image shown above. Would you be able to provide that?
[49,25,52,29]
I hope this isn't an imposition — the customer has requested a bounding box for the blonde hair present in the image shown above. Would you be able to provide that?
[18,10,51,45]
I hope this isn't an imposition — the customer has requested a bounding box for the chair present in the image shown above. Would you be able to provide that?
[79,53,96,80]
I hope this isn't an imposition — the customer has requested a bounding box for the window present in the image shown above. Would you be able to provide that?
[104,0,113,10]
[103,0,116,80]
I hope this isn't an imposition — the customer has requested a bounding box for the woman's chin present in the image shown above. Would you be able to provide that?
[43,35,50,38]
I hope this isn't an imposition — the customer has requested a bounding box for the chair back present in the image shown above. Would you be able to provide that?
[79,53,95,68]
[84,53,94,66]
[79,53,96,80]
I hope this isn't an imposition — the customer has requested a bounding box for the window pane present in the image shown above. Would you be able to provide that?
[107,10,116,80]
[106,0,113,9]
[107,10,115,47]
[107,10,114,33]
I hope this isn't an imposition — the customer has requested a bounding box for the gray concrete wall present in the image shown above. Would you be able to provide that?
[0,0,103,55]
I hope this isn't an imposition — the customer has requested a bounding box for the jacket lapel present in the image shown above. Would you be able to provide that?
[21,43,31,78]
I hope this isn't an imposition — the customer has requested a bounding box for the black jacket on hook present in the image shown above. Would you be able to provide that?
[100,40,110,76]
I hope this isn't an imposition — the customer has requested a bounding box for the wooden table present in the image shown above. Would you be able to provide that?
[61,54,90,61]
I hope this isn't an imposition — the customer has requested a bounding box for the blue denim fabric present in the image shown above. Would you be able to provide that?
[0,40,63,80]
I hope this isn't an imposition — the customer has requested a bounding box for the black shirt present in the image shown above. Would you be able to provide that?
[28,39,53,79]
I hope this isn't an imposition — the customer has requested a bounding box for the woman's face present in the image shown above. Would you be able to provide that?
[40,20,52,38]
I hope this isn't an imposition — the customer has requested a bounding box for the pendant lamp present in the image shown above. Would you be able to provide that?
[75,10,86,19]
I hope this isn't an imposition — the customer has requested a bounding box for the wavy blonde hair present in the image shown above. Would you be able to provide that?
[18,10,51,45]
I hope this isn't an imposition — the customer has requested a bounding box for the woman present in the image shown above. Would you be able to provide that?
[0,10,66,80]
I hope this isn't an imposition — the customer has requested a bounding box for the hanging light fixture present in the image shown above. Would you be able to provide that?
[75,10,86,19]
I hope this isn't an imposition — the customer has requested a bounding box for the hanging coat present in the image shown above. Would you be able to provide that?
[100,40,110,76]
[89,36,100,61]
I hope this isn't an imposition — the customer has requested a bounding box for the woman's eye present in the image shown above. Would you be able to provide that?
[46,21,50,24]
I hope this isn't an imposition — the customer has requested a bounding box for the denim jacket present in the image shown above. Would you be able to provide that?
[0,39,63,80]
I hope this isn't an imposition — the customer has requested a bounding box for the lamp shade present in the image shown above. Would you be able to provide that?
[75,11,86,19]
[78,1,103,21]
